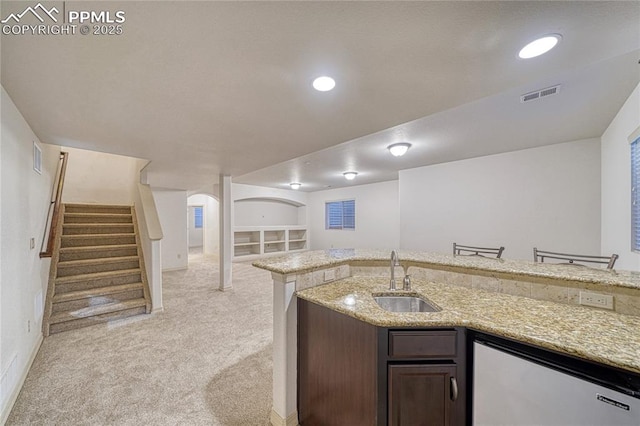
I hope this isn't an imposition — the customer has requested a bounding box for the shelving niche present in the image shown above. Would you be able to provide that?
[233,230,261,257]
[233,226,308,260]
[288,229,307,251]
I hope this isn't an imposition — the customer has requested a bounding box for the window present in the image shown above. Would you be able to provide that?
[325,200,355,230]
[632,137,640,251]
[194,206,203,229]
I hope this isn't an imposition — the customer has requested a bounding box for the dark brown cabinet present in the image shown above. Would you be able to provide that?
[298,299,466,426]
[298,299,378,426]
[381,329,466,426]
[388,364,458,426]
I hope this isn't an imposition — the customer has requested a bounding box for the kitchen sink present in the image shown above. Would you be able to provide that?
[374,295,440,313]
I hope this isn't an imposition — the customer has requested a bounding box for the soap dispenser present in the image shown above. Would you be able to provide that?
[403,274,411,291]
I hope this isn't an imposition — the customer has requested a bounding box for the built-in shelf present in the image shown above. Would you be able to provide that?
[233,230,262,257]
[288,229,307,252]
[289,240,307,251]
[265,230,286,242]
[264,241,286,254]
[233,226,308,260]
[234,242,261,247]
[234,244,261,257]
[289,229,306,240]
[234,231,260,245]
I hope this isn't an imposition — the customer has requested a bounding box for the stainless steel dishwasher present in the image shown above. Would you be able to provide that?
[473,337,640,425]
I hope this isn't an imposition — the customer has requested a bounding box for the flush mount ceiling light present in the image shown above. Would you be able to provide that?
[387,142,412,157]
[343,171,358,180]
[518,34,561,59]
[312,76,336,92]
[289,182,301,190]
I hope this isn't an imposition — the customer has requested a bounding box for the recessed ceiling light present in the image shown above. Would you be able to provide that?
[289,182,301,190]
[343,171,358,180]
[518,34,561,59]
[313,76,336,92]
[387,142,412,157]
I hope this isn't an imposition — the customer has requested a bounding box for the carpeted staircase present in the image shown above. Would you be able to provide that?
[43,204,152,335]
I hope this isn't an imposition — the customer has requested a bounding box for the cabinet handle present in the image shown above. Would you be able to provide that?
[450,377,458,401]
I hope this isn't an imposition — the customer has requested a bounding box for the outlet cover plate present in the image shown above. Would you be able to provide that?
[579,291,614,310]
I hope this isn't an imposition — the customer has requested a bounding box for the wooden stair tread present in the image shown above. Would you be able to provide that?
[61,233,135,238]
[64,212,132,217]
[49,298,147,324]
[55,268,141,284]
[63,223,134,227]
[59,244,138,253]
[57,255,139,267]
[53,283,143,303]
[64,203,132,208]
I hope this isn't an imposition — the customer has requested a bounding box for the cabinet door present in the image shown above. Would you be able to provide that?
[388,364,458,426]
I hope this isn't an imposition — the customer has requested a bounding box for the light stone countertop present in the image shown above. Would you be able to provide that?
[296,276,640,375]
[253,249,640,290]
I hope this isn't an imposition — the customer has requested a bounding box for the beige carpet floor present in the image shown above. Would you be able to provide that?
[7,253,274,425]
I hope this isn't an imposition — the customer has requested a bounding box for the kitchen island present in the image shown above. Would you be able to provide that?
[296,276,640,374]
[253,249,640,425]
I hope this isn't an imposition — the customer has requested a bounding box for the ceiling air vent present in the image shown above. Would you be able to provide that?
[520,84,561,103]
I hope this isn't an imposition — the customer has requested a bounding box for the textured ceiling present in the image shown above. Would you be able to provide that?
[1,1,639,191]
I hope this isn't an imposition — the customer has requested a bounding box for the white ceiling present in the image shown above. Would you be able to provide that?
[1,1,639,192]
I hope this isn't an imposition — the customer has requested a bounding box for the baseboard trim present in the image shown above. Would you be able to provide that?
[162,266,187,272]
[269,408,298,426]
[0,333,44,425]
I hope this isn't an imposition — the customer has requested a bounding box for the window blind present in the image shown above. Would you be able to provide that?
[342,200,355,229]
[325,200,356,230]
[194,206,203,229]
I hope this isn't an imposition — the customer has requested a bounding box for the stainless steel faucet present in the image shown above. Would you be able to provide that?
[389,250,400,290]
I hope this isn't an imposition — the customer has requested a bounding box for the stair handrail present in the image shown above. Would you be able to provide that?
[40,151,69,258]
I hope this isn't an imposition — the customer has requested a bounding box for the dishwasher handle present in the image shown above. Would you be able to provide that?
[450,376,458,401]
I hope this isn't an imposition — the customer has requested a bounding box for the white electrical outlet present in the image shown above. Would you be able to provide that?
[27,320,31,333]
[30,237,35,250]
[324,269,336,282]
[579,291,614,310]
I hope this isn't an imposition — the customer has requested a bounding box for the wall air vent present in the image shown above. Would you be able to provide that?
[520,84,561,103]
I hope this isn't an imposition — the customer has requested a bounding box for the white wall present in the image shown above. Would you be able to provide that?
[308,180,400,250]
[152,189,188,271]
[1,87,59,422]
[232,183,309,225]
[399,139,601,261]
[601,82,640,271]
[235,199,301,226]
[62,146,141,205]
[188,194,219,255]
[233,183,308,207]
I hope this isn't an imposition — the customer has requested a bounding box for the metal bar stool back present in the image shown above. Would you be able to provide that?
[453,242,504,259]
[533,247,618,270]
